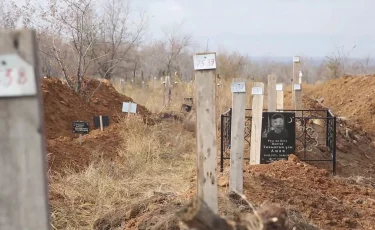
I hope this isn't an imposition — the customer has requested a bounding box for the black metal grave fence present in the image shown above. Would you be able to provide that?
[220,108,337,175]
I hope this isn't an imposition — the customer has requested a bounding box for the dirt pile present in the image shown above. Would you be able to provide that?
[42,78,152,139]
[42,78,152,173]
[47,124,124,173]
[305,74,375,135]
[244,158,375,230]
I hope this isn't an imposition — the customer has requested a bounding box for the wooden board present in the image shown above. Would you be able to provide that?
[229,78,246,193]
[250,82,264,165]
[267,75,276,112]
[0,29,50,229]
[194,52,218,213]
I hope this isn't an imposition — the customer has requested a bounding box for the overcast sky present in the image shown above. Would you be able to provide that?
[15,0,375,58]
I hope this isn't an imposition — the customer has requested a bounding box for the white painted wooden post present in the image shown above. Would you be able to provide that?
[292,56,300,106]
[250,82,264,165]
[229,78,246,194]
[193,52,218,213]
[276,83,284,110]
[267,74,276,112]
[293,57,302,116]
[0,29,50,229]
[294,83,302,117]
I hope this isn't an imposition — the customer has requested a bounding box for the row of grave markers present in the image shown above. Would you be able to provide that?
[72,102,138,145]
[0,28,302,228]
[193,52,302,214]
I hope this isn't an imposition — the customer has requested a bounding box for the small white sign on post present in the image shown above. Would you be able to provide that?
[231,82,246,93]
[193,53,216,70]
[276,84,283,91]
[294,84,301,91]
[122,102,137,113]
[251,86,263,95]
[0,54,37,97]
[293,56,300,63]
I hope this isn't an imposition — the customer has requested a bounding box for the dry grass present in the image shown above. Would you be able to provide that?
[49,115,196,230]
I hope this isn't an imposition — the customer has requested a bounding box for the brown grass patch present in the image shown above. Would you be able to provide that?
[49,115,196,229]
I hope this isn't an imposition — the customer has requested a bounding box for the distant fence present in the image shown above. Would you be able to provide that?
[220,108,337,175]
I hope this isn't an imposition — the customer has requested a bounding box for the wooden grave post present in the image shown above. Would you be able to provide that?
[250,82,264,165]
[291,56,300,106]
[229,78,246,194]
[193,52,218,213]
[276,83,284,110]
[0,29,50,229]
[267,74,276,112]
[293,56,302,116]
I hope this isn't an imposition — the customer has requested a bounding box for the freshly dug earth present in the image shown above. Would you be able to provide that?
[244,159,375,230]
[47,123,124,173]
[304,74,375,135]
[42,78,152,140]
[42,78,152,173]
[284,89,375,177]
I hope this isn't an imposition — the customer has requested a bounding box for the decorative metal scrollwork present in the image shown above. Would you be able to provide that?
[244,117,252,152]
[295,118,319,153]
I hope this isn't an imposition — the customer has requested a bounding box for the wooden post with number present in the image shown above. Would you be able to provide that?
[193,52,218,213]
[294,83,302,117]
[293,56,302,116]
[250,82,264,165]
[291,56,301,106]
[229,78,246,194]
[267,74,276,112]
[276,83,284,110]
[0,29,50,229]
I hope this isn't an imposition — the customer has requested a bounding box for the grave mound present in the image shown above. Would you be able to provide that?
[42,77,152,139]
[42,77,152,173]
[305,74,375,135]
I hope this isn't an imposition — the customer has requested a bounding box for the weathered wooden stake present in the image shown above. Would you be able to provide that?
[193,52,218,213]
[0,29,50,229]
[293,57,302,116]
[267,74,276,112]
[294,83,302,117]
[250,82,264,165]
[229,78,246,193]
[291,56,300,106]
[276,83,284,110]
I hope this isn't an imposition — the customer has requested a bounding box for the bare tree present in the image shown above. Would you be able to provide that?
[90,0,147,80]
[38,0,101,93]
[162,23,192,76]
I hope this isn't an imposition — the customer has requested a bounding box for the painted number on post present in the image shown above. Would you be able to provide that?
[252,86,263,95]
[193,53,216,70]
[231,82,246,93]
[0,54,37,97]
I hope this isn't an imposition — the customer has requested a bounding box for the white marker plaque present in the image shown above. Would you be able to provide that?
[122,102,137,113]
[193,53,216,70]
[293,56,300,63]
[294,84,301,90]
[231,82,246,93]
[252,86,263,95]
[276,84,283,91]
[0,54,37,97]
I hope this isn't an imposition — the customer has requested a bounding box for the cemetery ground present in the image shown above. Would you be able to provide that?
[45,75,375,230]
